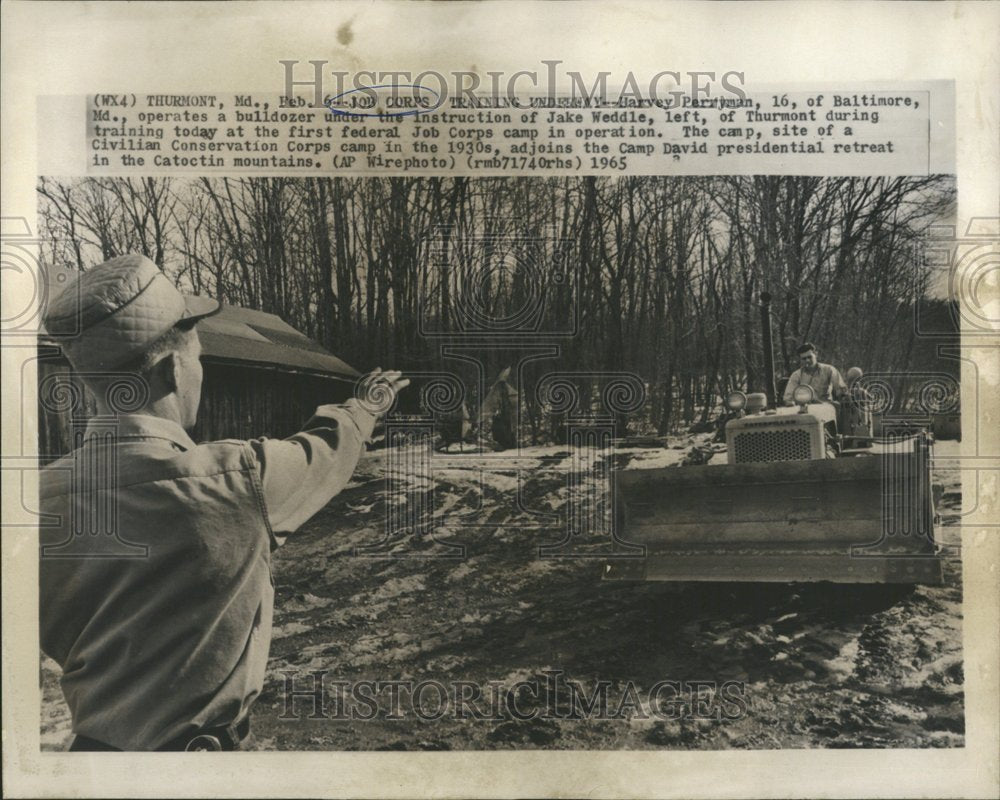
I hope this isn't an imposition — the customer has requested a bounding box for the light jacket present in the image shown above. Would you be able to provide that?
[40,402,375,750]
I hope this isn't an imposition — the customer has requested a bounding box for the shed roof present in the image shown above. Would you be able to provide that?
[196,301,359,378]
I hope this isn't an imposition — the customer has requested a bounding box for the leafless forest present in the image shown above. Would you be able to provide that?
[38,175,956,432]
[37,175,966,751]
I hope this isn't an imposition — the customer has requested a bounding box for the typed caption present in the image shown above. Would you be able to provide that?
[56,85,953,178]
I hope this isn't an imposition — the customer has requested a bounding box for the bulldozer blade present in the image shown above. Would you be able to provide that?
[609,455,943,584]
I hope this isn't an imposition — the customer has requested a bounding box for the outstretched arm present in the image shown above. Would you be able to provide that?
[248,369,409,542]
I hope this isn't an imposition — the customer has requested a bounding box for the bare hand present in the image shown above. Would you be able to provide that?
[356,368,410,416]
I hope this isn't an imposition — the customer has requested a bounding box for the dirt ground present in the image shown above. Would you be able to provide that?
[41,437,964,751]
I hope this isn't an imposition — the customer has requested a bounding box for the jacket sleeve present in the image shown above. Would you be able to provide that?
[247,399,377,542]
[830,367,848,398]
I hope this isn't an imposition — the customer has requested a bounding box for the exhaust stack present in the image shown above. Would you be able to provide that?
[760,292,778,407]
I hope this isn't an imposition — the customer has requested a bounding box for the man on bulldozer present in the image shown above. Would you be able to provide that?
[607,302,942,586]
[782,342,848,406]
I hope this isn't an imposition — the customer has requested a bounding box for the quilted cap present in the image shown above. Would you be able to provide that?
[44,254,220,372]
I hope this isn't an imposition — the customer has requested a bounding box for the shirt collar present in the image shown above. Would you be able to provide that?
[85,413,197,452]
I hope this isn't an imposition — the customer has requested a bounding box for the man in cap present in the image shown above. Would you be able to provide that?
[781,342,848,406]
[40,254,408,751]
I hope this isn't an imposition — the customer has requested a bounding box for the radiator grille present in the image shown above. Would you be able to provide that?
[733,428,812,463]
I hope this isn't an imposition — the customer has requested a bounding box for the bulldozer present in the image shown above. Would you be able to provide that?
[605,295,944,585]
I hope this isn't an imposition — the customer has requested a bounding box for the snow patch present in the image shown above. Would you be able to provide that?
[272,621,312,639]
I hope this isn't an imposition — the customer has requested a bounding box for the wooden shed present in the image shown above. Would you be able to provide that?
[37,302,360,461]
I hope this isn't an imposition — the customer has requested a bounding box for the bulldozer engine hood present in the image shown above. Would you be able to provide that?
[725,405,830,465]
[772,403,837,424]
[728,404,834,435]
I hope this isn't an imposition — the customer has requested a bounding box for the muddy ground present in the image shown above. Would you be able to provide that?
[41,437,964,751]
